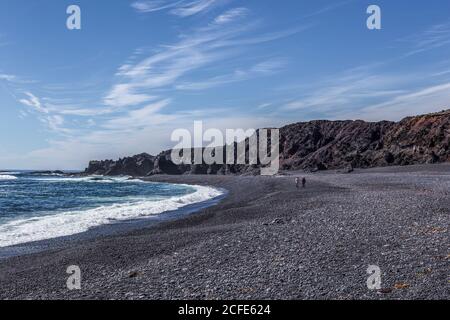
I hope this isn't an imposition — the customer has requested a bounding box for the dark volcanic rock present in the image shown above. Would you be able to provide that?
[84,110,450,176]
[279,119,395,170]
[29,170,66,175]
[85,153,155,176]
[279,109,450,170]
[150,150,188,175]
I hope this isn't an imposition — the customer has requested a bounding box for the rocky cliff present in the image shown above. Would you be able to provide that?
[84,110,450,176]
[85,153,155,176]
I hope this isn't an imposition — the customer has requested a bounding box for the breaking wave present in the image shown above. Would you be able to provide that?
[0,184,223,247]
[0,175,17,181]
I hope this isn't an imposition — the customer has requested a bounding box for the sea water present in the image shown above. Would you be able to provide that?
[0,171,222,247]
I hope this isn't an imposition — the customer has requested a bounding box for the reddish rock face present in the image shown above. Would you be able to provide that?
[84,110,450,176]
[279,110,450,171]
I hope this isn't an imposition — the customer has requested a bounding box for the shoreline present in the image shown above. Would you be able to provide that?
[0,164,449,299]
[0,182,227,259]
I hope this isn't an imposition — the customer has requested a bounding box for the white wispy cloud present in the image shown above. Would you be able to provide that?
[19,92,49,114]
[19,92,111,117]
[256,103,272,110]
[11,7,301,140]
[432,69,450,77]
[131,0,183,13]
[214,7,248,24]
[105,14,303,106]
[171,0,219,17]
[206,25,312,49]
[0,74,16,82]
[131,0,222,17]
[0,73,36,84]
[176,58,286,90]
[281,70,410,113]
[301,0,354,19]
[274,62,450,122]
[103,99,174,129]
[353,82,450,121]
[6,5,307,169]
[402,21,450,56]
[44,104,113,117]
[18,92,76,135]
[103,84,157,107]
[43,115,69,133]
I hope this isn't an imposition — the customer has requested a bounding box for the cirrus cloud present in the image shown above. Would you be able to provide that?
[131,0,223,17]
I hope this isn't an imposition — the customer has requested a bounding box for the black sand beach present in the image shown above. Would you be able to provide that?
[0,164,448,300]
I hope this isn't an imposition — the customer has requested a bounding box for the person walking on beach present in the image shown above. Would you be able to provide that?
[295,177,300,189]
[302,177,306,188]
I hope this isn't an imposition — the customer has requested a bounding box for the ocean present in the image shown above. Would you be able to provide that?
[0,171,223,248]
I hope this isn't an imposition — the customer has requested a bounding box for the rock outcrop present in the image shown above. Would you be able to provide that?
[84,110,450,176]
[85,153,155,176]
[279,110,450,171]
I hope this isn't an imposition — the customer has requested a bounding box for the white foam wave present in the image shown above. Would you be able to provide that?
[0,185,223,247]
[34,175,140,183]
[0,175,17,181]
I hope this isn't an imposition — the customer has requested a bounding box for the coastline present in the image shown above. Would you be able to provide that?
[0,164,449,299]
[0,182,227,259]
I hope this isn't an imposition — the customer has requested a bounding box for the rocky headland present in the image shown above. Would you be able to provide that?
[84,110,450,176]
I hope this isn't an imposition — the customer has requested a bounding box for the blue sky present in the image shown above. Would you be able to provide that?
[1,0,450,169]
